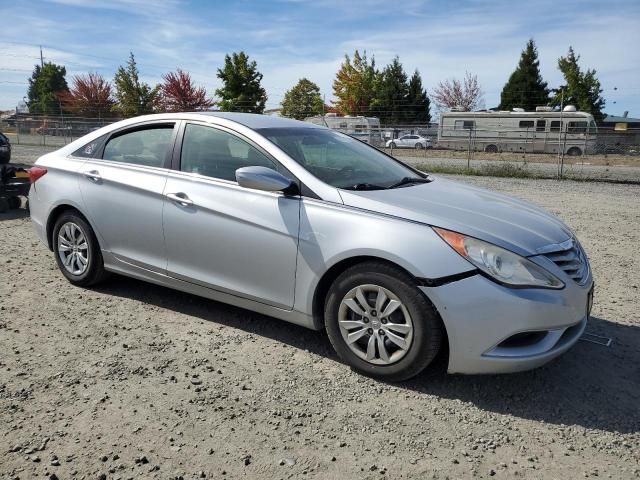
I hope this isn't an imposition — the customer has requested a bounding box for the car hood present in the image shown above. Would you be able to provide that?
[338,176,572,256]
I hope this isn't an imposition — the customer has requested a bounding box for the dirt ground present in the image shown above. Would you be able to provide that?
[1,173,639,479]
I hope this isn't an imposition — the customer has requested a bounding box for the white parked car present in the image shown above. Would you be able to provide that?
[386,134,432,150]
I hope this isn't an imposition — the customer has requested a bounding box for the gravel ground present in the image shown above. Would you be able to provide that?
[1,152,639,479]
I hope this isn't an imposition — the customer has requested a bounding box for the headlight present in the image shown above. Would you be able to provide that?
[434,227,564,289]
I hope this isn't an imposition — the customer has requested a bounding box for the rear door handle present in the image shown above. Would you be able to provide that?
[166,192,194,207]
[83,170,101,182]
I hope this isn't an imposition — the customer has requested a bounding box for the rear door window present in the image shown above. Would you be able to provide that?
[103,125,175,167]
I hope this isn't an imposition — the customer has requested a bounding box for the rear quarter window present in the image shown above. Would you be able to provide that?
[72,135,106,158]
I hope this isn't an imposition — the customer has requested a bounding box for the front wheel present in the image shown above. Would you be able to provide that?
[325,262,443,381]
[52,211,109,287]
[389,142,397,149]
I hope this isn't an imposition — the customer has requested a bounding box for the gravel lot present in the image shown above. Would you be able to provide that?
[1,149,639,479]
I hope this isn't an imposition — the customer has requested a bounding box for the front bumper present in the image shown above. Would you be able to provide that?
[421,273,592,374]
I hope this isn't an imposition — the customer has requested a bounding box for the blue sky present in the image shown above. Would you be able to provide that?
[1,0,639,116]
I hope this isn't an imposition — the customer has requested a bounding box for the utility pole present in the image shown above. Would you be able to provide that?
[40,45,44,68]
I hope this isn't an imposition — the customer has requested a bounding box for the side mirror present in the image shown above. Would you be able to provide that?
[236,166,295,193]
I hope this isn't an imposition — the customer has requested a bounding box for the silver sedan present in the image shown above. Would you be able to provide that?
[29,113,593,381]
[386,134,432,149]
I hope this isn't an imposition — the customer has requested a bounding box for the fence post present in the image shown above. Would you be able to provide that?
[467,128,472,169]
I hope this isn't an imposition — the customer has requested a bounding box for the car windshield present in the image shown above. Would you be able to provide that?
[257,127,423,189]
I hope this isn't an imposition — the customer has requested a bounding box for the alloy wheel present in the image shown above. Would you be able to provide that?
[57,222,89,276]
[338,284,414,365]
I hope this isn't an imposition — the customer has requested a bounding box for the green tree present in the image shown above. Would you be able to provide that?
[215,51,267,113]
[27,62,69,115]
[406,70,431,124]
[113,52,160,117]
[551,47,605,122]
[372,57,409,124]
[332,50,378,115]
[281,78,324,120]
[498,39,549,111]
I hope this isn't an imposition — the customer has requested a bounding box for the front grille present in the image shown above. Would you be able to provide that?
[545,242,589,285]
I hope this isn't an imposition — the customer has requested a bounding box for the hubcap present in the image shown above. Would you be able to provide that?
[57,222,89,276]
[338,284,414,365]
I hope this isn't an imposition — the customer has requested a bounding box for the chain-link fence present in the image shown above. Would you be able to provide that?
[2,113,640,182]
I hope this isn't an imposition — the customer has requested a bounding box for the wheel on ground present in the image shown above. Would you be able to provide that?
[325,261,443,381]
[567,147,582,156]
[0,198,8,213]
[484,144,498,153]
[7,196,21,209]
[389,142,396,149]
[415,143,424,150]
[52,211,108,287]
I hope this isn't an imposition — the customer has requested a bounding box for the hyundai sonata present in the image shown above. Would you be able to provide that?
[29,113,593,380]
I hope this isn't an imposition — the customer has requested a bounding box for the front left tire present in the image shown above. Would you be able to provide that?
[325,261,443,381]
[52,211,108,287]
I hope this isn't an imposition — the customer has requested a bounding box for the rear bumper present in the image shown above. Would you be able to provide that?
[420,273,592,374]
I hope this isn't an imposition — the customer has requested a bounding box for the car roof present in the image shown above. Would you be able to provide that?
[190,112,323,130]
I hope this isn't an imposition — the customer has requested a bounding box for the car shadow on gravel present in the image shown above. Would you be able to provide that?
[406,315,640,435]
[96,276,639,435]
[0,207,29,221]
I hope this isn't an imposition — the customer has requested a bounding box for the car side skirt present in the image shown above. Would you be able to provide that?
[102,251,318,330]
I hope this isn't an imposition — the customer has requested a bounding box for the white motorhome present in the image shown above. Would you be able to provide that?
[438,107,597,155]
[304,114,383,146]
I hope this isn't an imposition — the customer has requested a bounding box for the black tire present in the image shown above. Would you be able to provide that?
[7,196,21,209]
[52,211,109,287]
[0,198,8,213]
[567,147,582,156]
[415,143,424,150]
[325,261,443,381]
[389,142,396,149]
[484,144,498,153]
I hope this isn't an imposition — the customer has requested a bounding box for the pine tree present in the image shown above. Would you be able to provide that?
[498,39,549,111]
[27,62,69,115]
[373,57,409,125]
[332,50,378,115]
[281,78,324,120]
[551,47,605,122]
[215,52,267,113]
[113,53,160,117]
[406,70,431,124]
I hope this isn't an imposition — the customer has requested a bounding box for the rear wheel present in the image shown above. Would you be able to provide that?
[415,143,424,150]
[325,261,443,381]
[567,146,582,156]
[52,211,108,287]
[484,144,498,153]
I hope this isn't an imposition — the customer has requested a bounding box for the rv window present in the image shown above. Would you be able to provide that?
[536,120,546,132]
[567,121,587,133]
[550,121,562,132]
[338,122,348,130]
[519,120,535,129]
[354,124,366,133]
[454,120,475,130]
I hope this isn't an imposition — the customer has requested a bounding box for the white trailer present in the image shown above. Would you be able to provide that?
[304,114,383,146]
[438,107,597,155]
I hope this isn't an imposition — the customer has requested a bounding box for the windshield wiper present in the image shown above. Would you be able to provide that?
[343,183,387,191]
[387,176,432,189]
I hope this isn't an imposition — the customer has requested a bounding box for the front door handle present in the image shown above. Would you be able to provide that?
[83,170,101,182]
[166,192,194,207]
